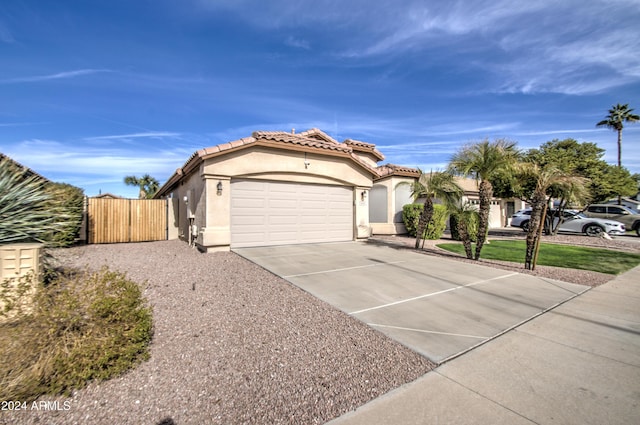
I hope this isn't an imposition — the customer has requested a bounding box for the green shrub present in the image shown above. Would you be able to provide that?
[402,203,448,240]
[0,267,153,401]
[450,211,479,242]
[44,183,85,247]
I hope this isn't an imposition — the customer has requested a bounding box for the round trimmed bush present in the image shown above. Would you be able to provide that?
[402,203,448,240]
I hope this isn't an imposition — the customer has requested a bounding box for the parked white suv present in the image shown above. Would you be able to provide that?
[583,204,640,236]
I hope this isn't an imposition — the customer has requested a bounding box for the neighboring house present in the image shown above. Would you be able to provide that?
[604,197,640,213]
[453,177,525,228]
[93,192,123,199]
[156,128,521,251]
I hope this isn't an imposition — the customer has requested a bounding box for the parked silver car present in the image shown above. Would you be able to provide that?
[583,204,640,236]
[510,209,532,228]
[510,208,626,236]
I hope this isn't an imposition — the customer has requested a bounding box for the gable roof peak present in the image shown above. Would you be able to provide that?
[297,128,339,145]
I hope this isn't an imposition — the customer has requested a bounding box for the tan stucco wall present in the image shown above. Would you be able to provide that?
[352,151,380,169]
[168,165,206,246]
[355,187,370,239]
[199,175,231,251]
[370,176,414,235]
[202,147,373,188]
[167,197,179,240]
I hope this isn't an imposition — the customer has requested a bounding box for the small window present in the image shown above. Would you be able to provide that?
[608,207,626,214]
[588,206,606,214]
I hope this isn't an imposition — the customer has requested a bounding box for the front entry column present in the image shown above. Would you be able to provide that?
[199,175,231,252]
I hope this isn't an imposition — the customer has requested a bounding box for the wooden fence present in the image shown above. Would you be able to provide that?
[87,198,167,244]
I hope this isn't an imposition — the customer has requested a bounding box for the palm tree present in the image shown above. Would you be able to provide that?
[124,174,160,199]
[406,169,462,249]
[449,202,478,259]
[449,139,519,260]
[596,103,639,168]
[520,164,589,270]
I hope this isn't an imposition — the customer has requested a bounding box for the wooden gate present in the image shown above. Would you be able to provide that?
[87,198,167,244]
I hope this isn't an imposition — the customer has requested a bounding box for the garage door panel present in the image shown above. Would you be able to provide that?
[269,216,294,225]
[232,198,266,209]
[270,199,297,209]
[231,180,353,248]
[233,216,265,226]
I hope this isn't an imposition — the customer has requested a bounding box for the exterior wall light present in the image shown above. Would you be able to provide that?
[217,181,223,195]
[361,191,367,201]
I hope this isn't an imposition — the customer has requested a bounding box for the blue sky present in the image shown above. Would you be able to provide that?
[1,0,639,198]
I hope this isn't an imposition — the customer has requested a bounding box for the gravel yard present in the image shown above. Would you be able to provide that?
[5,240,434,425]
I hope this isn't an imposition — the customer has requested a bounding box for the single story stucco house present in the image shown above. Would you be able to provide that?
[155,128,523,252]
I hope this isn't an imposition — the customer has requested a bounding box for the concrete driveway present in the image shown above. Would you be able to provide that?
[234,241,589,364]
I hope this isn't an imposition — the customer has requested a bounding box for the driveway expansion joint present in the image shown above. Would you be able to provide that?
[349,272,520,315]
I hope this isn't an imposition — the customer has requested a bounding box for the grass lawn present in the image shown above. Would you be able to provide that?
[437,240,640,275]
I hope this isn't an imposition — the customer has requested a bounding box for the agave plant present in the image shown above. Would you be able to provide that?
[0,157,69,244]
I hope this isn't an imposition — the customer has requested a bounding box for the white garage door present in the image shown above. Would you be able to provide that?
[231,180,353,248]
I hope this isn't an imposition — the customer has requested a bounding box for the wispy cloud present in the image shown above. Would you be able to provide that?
[512,129,601,137]
[0,69,112,84]
[207,0,640,95]
[285,36,310,50]
[0,121,47,127]
[3,139,194,181]
[84,132,182,141]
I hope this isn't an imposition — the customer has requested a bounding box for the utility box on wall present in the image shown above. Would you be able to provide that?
[0,243,43,321]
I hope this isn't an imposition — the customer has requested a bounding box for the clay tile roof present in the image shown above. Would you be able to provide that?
[156,128,383,197]
[343,139,385,161]
[375,163,419,178]
[343,139,375,148]
[251,131,352,154]
[297,128,340,144]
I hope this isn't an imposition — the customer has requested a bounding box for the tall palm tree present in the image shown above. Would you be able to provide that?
[406,169,462,249]
[124,174,160,199]
[596,103,639,168]
[449,201,478,260]
[519,164,589,270]
[449,139,518,260]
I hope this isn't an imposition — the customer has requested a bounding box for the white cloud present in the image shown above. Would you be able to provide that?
[3,139,195,182]
[285,36,310,50]
[0,69,112,84]
[204,0,640,95]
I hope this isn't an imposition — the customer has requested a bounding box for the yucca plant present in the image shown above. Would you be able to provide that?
[0,156,69,244]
